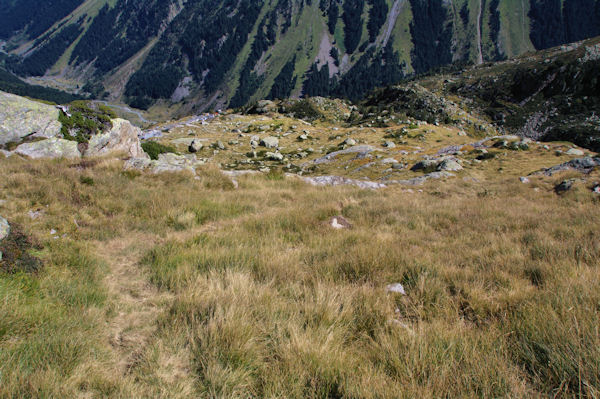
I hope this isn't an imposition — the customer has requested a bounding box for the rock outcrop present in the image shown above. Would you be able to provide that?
[0,92,148,160]
[0,91,61,145]
[87,119,148,159]
[125,153,206,174]
[15,137,81,159]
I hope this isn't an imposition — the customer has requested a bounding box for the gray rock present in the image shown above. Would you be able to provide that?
[260,136,279,149]
[298,134,308,141]
[330,215,352,229]
[0,91,61,145]
[383,141,396,148]
[388,171,455,186]
[534,157,600,176]
[344,138,357,146]
[312,145,375,165]
[555,179,575,194]
[519,176,530,184]
[386,283,406,295]
[437,159,462,172]
[189,139,204,153]
[410,159,438,172]
[87,119,147,158]
[299,175,387,189]
[566,148,585,156]
[266,152,284,161]
[0,216,9,242]
[592,184,600,194]
[15,137,81,159]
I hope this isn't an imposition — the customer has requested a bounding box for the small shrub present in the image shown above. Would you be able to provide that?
[477,152,496,160]
[59,101,114,143]
[79,176,94,186]
[141,141,177,160]
[0,223,42,274]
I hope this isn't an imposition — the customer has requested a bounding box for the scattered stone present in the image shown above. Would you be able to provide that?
[410,159,438,172]
[566,148,585,156]
[260,136,279,148]
[437,159,462,172]
[344,138,356,146]
[519,176,530,184]
[298,134,308,141]
[388,171,455,186]
[592,184,600,194]
[555,179,575,194]
[383,141,396,148]
[312,145,375,165]
[28,210,43,220]
[386,283,406,295]
[189,140,203,153]
[330,215,352,229]
[534,157,600,176]
[266,152,284,161]
[299,175,387,189]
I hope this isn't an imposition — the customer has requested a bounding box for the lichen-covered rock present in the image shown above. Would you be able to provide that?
[260,136,279,149]
[0,91,62,146]
[15,137,80,159]
[124,153,205,174]
[87,119,148,159]
[437,159,463,171]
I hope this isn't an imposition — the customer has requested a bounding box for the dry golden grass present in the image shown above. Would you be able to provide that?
[0,153,599,398]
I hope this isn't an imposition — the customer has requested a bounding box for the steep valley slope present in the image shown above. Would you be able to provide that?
[1,0,600,116]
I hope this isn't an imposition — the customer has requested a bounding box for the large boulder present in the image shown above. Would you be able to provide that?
[14,137,80,159]
[260,136,279,149]
[437,159,463,172]
[0,91,61,146]
[87,119,148,159]
[411,159,438,172]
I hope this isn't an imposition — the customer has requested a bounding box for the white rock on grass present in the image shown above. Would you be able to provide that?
[0,217,10,241]
[330,216,352,229]
[386,283,406,295]
[566,148,585,156]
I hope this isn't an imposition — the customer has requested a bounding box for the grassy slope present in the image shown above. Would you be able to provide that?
[0,144,599,396]
[49,0,115,74]
[498,0,534,57]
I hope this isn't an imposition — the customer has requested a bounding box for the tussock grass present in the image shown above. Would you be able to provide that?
[0,154,599,397]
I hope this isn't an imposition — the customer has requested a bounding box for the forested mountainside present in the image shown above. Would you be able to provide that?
[1,0,600,115]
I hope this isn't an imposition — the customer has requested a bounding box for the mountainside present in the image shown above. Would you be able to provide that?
[2,0,600,116]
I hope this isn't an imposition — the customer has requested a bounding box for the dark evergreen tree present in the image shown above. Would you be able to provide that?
[303,63,332,97]
[409,0,453,73]
[268,56,297,100]
[342,0,366,53]
[367,0,389,42]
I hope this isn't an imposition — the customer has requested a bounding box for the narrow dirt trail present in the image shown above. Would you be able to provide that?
[96,234,172,375]
[90,233,199,398]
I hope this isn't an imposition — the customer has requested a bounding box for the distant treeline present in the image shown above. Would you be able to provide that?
[0,68,82,104]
